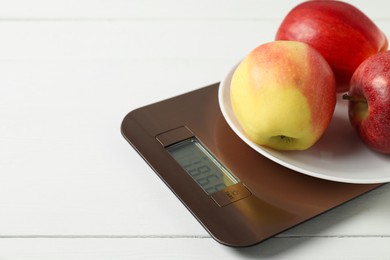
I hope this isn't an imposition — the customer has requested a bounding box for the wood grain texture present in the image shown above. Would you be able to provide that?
[0,0,389,258]
[0,237,390,259]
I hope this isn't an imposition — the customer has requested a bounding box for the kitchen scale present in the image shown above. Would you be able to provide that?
[121,82,383,247]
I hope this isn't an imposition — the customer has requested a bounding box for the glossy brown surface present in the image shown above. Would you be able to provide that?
[121,83,381,247]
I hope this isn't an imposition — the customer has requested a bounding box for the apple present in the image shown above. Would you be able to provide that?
[275,0,388,93]
[343,51,390,154]
[230,41,336,151]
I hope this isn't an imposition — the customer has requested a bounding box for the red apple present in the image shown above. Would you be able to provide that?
[343,51,390,154]
[275,0,388,93]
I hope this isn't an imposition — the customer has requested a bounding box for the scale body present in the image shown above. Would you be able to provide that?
[121,83,381,247]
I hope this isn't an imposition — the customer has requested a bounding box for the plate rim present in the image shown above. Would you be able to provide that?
[218,64,390,184]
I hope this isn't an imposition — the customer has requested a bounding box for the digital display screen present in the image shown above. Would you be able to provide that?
[167,138,238,195]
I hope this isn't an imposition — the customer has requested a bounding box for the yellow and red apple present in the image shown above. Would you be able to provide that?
[275,1,388,93]
[230,41,336,151]
[344,51,390,154]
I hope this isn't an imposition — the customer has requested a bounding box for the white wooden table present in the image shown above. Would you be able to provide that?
[1,0,390,259]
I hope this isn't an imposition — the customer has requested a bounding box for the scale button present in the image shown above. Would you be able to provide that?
[156,126,194,147]
[211,183,251,207]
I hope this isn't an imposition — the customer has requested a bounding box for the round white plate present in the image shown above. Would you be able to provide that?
[218,65,390,184]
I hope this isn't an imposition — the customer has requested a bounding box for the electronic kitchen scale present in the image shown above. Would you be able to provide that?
[121,83,383,247]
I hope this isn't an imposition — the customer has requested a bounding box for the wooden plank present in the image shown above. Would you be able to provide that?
[0,21,277,61]
[0,60,231,237]
[0,237,389,259]
[0,19,388,62]
[0,1,387,20]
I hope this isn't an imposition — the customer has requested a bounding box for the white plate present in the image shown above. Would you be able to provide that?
[218,65,390,184]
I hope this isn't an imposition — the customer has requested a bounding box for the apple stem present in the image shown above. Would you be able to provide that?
[342,94,352,100]
[342,94,366,103]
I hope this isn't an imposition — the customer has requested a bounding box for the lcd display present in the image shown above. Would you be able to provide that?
[167,138,238,195]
